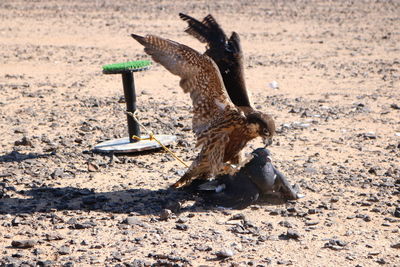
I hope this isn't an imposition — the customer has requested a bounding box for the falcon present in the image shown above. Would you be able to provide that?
[131,33,275,188]
[179,13,253,114]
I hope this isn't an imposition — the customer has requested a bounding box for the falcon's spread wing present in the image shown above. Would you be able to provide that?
[179,13,252,108]
[131,34,237,135]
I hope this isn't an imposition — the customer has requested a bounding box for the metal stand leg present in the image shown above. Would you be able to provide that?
[122,72,140,142]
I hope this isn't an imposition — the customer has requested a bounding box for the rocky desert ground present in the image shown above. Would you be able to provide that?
[0,0,399,266]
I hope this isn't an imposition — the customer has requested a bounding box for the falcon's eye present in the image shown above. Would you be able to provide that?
[263,129,270,136]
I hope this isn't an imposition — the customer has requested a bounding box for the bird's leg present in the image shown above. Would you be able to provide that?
[171,171,193,188]
[171,159,209,188]
[221,163,239,176]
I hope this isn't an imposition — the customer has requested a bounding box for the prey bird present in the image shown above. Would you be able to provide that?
[131,33,275,188]
[242,148,301,200]
[195,148,302,209]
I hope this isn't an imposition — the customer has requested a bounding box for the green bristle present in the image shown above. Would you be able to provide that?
[102,60,152,74]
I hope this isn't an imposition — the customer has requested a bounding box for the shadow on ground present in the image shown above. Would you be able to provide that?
[0,151,55,163]
[0,148,289,215]
[0,186,197,215]
[0,185,288,216]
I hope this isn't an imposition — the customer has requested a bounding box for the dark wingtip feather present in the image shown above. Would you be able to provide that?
[179,13,209,43]
[131,33,143,42]
[203,14,218,26]
[131,33,150,48]
[179,13,192,21]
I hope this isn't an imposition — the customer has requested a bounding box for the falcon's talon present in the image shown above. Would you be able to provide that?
[221,165,236,176]
[171,180,185,189]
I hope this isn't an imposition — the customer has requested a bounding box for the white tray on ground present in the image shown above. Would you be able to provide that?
[94,135,177,153]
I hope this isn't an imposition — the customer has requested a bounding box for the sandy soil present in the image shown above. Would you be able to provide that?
[0,0,399,266]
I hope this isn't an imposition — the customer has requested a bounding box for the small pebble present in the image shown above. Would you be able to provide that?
[175,224,188,231]
[11,240,36,248]
[159,209,172,221]
[215,248,234,258]
[286,229,301,240]
[123,217,144,226]
[390,243,400,249]
[58,245,70,255]
[269,81,279,89]
[14,136,33,146]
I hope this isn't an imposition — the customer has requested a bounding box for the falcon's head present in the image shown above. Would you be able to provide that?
[246,111,275,146]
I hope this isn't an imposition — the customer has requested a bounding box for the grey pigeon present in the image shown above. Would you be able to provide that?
[195,148,302,209]
[243,148,301,200]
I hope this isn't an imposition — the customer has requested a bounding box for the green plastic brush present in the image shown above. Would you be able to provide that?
[102,60,152,74]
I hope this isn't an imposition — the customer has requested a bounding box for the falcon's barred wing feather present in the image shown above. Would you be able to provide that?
[179,13,252,108]
[131,34,236,135]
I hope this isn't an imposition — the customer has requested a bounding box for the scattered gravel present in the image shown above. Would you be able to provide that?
[0,0,399,266]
